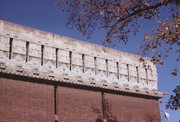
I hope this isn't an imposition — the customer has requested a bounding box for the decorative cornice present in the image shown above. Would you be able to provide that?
[0,61,162,98]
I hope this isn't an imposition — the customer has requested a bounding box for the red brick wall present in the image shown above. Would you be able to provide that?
[103,93,161,122]
[57,87,103,122]
[0,78,54,122]
[0,77,161,122]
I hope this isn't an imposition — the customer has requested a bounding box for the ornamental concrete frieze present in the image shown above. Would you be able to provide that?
[0,20,162,97]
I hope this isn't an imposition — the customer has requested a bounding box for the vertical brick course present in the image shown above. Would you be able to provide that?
[57,87,103,122]
[0,78,54,122]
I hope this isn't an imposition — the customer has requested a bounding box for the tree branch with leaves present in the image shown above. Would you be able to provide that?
[56,0,180,110]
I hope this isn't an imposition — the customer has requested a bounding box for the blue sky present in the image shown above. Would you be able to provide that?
[0,0,179,121]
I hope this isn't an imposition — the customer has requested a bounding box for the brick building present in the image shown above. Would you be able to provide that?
[0,20,162,122]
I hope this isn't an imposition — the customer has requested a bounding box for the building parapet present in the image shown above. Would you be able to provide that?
[0,20,162,97]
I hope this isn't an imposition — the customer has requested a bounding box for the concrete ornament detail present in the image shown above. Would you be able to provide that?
[0,20,162,97]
